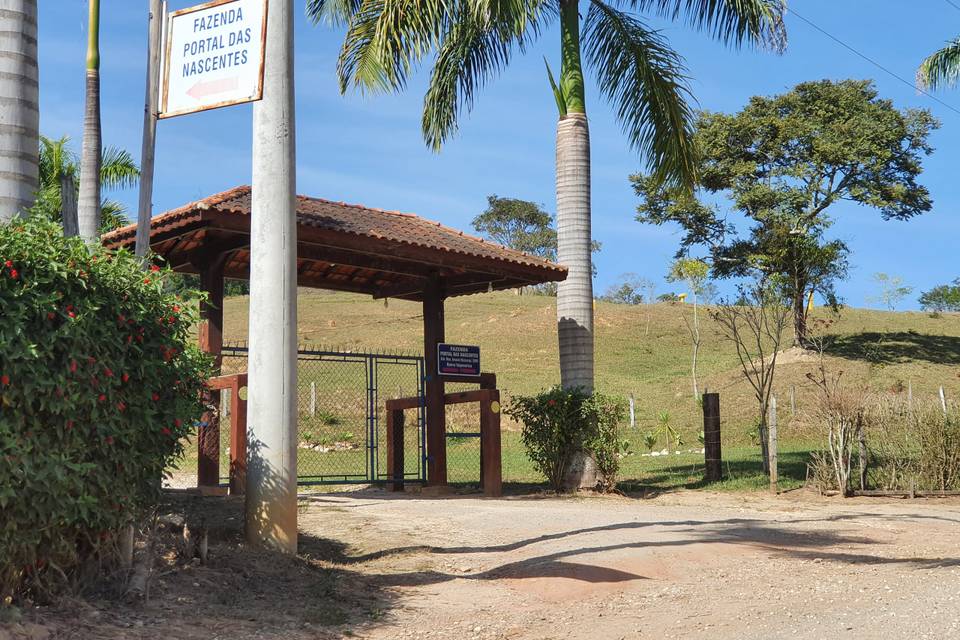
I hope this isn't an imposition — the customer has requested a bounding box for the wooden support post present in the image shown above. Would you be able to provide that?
[386,407,405,492]
[230,375,248,495]
[198,258,225,488]
[702,393,722,482]
[423,277,447,486]
[480,389,502,497]
[769,396,778,494]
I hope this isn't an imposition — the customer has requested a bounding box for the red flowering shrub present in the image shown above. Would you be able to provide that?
[0,217,211,600]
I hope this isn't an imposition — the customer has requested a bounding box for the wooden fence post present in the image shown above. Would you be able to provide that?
[386,406,405,492]
[768,395,778,494]
[480,389,502,497]
[702,393,722,482]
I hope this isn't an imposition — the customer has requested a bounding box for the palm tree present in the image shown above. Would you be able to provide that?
[78,0,103,242]
[36,136,139,234]
[310,0,785,392]
[0,1,39,222]
[918,36,960,90]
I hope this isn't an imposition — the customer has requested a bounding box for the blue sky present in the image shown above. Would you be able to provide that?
[38,1,959,309]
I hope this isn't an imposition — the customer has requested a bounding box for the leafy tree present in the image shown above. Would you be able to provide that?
[472,195,557,259]
[634,79,937,346]
[31,136,139,234]
[310,0,786,392]
[472,195,601,291]
[919,279,960,313]
[667,258,709,397]
[601,273,651,305]
[869,272,913,311]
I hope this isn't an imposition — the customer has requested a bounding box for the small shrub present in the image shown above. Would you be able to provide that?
[0,217,211,601]
[506,387,625,492]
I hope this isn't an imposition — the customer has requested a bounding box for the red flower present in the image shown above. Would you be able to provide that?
[143,277,151,285]
[0,374,9,386]
[150,264,160,273]
[174,418,182,428]
[161,427,172,436]
[126,335,133,344]
[172,305,181,313]
[103,368,113,378]
[151,392,160,401]
[121,373,129,383]
[9,269,18,279]
[69,360,78,374]
[117,402,126,412]
[65,420,74,431]
[548,399,557,407]
[3,260,11,268]
[67,310,76,319]
[168,316,176,324]
[98,394,107,403]
[104,436,114,446]
[47,311,55,321]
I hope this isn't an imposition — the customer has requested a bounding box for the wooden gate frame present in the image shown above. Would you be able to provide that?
[204,373,248,495]
[385,381,502,497]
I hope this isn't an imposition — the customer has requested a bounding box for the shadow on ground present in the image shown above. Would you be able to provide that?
[826,331,960,366]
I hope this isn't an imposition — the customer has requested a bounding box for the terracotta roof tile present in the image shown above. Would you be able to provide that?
[103,186,565,276]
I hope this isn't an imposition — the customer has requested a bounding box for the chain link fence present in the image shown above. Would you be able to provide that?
[169,345,425,488]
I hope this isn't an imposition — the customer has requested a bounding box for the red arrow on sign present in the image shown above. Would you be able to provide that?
[187,77,240,100]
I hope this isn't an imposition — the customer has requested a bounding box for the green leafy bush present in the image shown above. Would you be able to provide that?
[0,217,211,600]
[507,387,625,492]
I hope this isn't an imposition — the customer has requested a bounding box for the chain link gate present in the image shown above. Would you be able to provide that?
[220,344,425,485]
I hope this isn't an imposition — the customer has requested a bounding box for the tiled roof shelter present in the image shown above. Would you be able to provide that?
[101,185,567,300]
[102,186,566,490]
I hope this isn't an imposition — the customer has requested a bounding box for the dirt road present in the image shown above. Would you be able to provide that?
[9,489,960,639]
[299,490,960,640]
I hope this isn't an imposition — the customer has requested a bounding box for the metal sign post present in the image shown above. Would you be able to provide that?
[159,0,268,119]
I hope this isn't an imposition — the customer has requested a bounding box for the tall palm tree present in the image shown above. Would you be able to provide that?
[37,135,139,234]
[918,36,960,90]
[78,0,103,242]
[0,0,39,222]
[310,0,785,391]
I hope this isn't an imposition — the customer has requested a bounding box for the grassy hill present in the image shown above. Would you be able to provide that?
[221,290,960,439]
[202,290,960,490]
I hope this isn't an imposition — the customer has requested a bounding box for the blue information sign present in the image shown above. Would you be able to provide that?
[438,343,481,377]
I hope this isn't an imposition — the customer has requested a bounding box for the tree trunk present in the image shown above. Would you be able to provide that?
[555,0,593,392]
[60,173,78,236]
[0,0,39,221]
[78,0,102,243]
[792,288,807,348]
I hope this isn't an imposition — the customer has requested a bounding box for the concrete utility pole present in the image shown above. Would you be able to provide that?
[0,0,39,221]
[135,0,163,258]
[245,0,298,553]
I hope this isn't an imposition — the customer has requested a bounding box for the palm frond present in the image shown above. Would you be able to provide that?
[337,0,453,94]
[584,0,697,189]
[544,57,567,116]
[39,135,77,188]
[99,147,139,190]
[306,0,362,26]
[624,0,786,52]
[918,37,960,90]
[421,1,553,149]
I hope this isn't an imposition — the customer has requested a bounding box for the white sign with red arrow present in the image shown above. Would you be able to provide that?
[160,0,267,119]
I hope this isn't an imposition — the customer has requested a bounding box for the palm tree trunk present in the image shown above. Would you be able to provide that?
[0,1,39,222]
[78,0,102,243]
[556,0,594,392]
